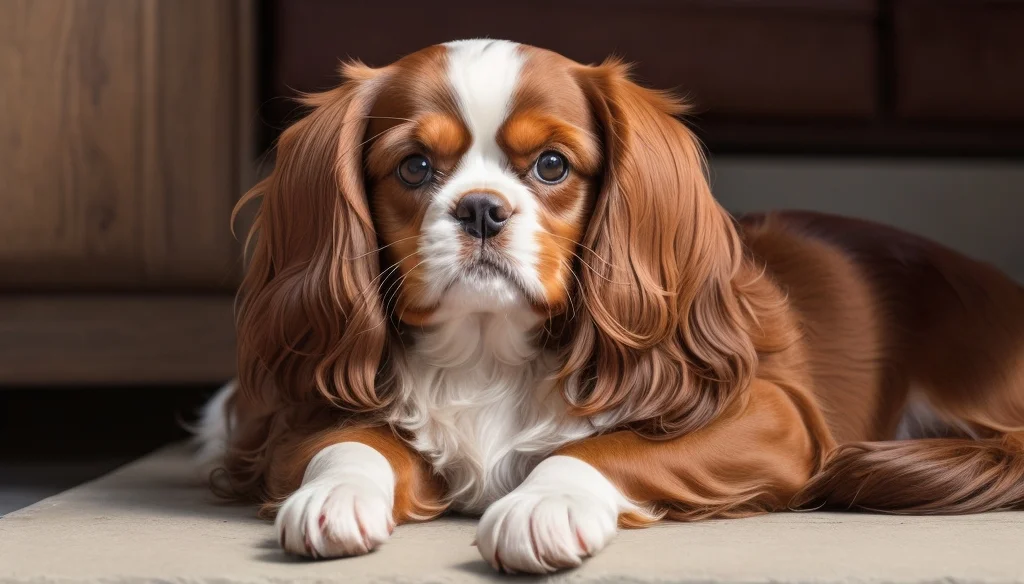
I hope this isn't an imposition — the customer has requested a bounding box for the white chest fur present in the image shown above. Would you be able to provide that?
[388,312,594,513]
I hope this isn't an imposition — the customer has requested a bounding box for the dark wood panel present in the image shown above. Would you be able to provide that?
[894,0,1024,121]
[269,0,878,124]
[0,295,235,385]
[261,0,1024,155]
[696,119,1024,157]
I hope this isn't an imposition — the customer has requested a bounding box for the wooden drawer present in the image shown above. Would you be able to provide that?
[270,0,879,122]
[894,0,1024,121]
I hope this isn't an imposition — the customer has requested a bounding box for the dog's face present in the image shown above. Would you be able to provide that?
[363,42,601,325]
[236,40,756,437]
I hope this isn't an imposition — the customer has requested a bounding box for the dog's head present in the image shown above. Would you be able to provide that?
[235,40,757,435]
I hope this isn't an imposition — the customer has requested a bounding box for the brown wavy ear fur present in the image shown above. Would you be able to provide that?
[223,63,392,497]
[560,60,758,437]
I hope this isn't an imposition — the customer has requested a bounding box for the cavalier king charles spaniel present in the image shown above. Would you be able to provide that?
[197,40,1024,573]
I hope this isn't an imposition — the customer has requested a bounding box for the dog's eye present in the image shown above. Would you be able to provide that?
[397,155,432,187]
[533,151,569,184]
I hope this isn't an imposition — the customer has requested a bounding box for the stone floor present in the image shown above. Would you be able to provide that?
[1,443,1023,583]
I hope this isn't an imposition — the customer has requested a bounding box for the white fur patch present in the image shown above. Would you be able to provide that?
[192,381,235,480]
[476,456,640,574]
[895,391,979,440]
[444,39,523,161]
[389,314,594,514]
[275,442,396,558]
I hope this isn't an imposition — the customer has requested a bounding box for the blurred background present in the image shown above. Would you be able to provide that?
[1,0,1022,514]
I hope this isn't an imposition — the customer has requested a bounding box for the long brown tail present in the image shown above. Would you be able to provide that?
[792,434,1024,514]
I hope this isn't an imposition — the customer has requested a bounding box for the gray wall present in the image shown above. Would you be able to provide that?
[710,157,1024,283]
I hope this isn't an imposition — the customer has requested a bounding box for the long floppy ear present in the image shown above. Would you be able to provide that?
[560,60,758,437]
[233,62,391,413]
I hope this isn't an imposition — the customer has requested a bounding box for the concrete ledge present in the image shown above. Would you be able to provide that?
[1,445,1022,583]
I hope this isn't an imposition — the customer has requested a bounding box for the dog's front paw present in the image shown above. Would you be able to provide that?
[275,443,396,559]
[276,479,394,558]
[476,456,633,574]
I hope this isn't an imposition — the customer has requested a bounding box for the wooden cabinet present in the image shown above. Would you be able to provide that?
[0,0,254,384]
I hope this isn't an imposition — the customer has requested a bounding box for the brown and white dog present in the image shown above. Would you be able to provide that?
[197,40,1024,573]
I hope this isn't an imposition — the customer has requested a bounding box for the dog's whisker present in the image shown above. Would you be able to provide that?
[345,235,420,261]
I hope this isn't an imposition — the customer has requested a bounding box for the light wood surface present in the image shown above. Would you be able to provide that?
[0,0,249,290]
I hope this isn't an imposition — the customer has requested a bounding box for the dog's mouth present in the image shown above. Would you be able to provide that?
[450,254,535,303]
[466,256,513,280]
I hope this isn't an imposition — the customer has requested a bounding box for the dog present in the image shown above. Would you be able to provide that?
[197,40,1024,573]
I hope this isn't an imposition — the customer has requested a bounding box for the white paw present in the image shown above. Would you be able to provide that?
[274,442,396,559]
[276,478,394,558]
[476,456,635,574]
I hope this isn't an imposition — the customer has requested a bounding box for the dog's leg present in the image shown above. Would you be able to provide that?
[476,380,826,573]
[193,381,236,479]
[269,426,446,559]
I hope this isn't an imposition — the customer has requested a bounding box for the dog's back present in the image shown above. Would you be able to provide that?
[742,210,1024,513]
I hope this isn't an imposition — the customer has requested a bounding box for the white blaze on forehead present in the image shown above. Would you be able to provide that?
[444,39,524,159]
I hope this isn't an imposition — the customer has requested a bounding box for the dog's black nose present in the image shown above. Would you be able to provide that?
[454,193,509,240]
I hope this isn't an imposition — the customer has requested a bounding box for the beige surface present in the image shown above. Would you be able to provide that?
[1,445,1023,584]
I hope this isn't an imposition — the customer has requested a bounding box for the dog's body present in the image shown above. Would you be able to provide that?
[199,40,1024,573]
